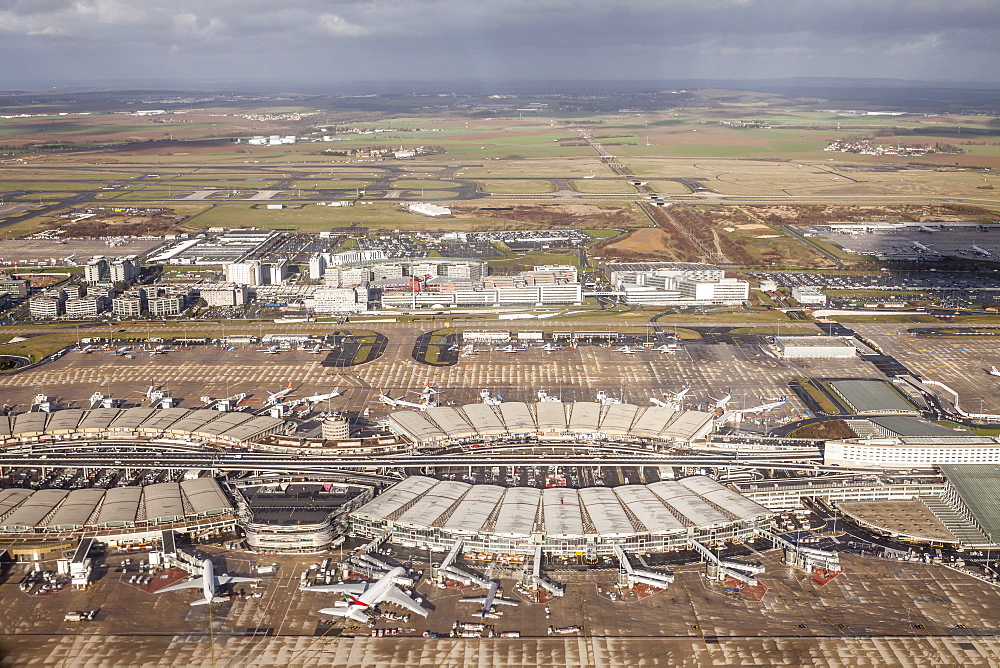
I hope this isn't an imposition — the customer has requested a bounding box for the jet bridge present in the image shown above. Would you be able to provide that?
[519,544,564,598]
[761,531,842,572]
[431,538,491,589]
[613,544,674,590]
[688,540,764,586]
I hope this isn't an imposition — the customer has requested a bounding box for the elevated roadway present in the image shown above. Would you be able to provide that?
[0,440,859,474]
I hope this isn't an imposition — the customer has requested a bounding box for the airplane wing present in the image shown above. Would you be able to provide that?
[491,597,519,606]
[460,596,489,605]
[301,583,367,595]
[156,579,202,593]
[217,575,261,586]
[381,589,428,617]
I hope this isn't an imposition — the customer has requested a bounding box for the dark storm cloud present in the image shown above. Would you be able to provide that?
[0,0,997,85]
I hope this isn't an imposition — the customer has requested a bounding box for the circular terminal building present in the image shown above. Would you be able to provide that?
[349,475,773,557]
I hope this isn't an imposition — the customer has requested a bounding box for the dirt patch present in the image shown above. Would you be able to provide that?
[64,210,186,237]
[744,203,994,226]
[453,204,636,229]
[597,228,686,262]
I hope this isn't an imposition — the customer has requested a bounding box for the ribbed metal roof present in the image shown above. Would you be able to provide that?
[648,481,730,527]
[143,482,184,522]
[459,404,506,436]
[424,407,477,439]
[568,402,602,434]
[0,489,68,531]
[353,476,439,521]
[578,487,635,538]
[394,480,468,527]
[612,486,685,534]
[96,487,141,527]
[677,476,770,521]
[497,402,535,434]
[939,465,1000,543]
[534,402,569,433]
[0,488,33,518]
[442,484,505,534]
[542,488,584,539]
[44,488,105,529]
[180,478,231,516]
[493,487,541,537]
[597,403,637,435]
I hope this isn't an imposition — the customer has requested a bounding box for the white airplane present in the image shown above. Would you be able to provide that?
[539,343,564,352]
[615,346,638,354]
[496,344,527,353]
[302,566,427,623]
[988,366,1000,377]
[972,244,992,257]
[77,345,94,354]
[582,175,596,179]
[710,393,733,410]
[307,344,323,354]
[266,381,296,406]
[112,346,132,356]
[911,241,932,253]
[156,558,259,607]
[302,387,343,404]
[378,391,433,411]
[731,396,787,416]
[460,581,519,618]
[918,225,937,233]
[460,344,481,356]
[259,345,281,354]
[418,383,439,403]
[653,344,681,353]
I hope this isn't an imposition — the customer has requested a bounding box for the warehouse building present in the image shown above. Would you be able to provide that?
[775,336,857,359]
[829,380,919,416]
[349,475,773,557]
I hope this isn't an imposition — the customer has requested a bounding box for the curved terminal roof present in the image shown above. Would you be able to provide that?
[384,401,713,445]
[97,487,142,528]
[0,407,283,445]
[353,475,770,541]
[0,482,235,533]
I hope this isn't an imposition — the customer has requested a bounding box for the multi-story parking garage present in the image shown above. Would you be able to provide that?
[349,475,773,557]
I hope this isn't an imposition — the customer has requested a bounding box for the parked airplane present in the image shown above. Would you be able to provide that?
[259,345,281,354]
[989,366,1000,377]
[731,396,787,416]
[972,244,992,257]
[653,344,681,353]
[496,344,528,353]
[77,345,94,354]
[156,558,259,606]
[266,381,296,406]
[615,346,638,354]
[302,387,343,404]
[307,344,324,354]
[710,393,733,409]
[112,346,132,356]
[378,390,434,410]
[539,343,564,352]
[460,581,519,618]
[918,225,938,233]
[911,241,932,253]
[302,566,427,623]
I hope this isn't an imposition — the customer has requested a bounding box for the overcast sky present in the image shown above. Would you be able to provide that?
[1,0,998,88]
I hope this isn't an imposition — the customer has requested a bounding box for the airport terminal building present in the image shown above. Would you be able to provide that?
[349,475,773,557]
[382,402,715,450]
[0,408,289,448]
